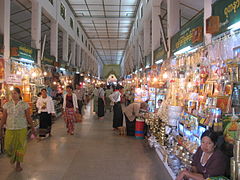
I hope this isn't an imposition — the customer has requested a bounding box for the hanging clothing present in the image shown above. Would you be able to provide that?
[97,88,105,118]
[109,91,123,128]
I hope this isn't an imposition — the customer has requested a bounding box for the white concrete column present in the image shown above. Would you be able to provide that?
[204,0,212,45]
[80,50,85,72]
[62,31,68,62]
[167,0,180,57]
[0,0,10,60]
[50,19,58,61]
[77,46,82,67]
[75,44,78,66]
[70,40,76,66]
[152,0,162,58]
[0,0,10,81]
[144,17,151,57]
[31,0,41,65]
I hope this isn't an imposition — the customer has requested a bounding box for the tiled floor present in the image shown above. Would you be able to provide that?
[0,102,172,180]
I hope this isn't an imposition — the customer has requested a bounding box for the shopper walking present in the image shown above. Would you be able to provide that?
[0,87,36,172]
[105,85,113,112]
[36,88,55,137]
[109,85,123,130]
[74,84,85,116]
[63,85,78,135]
[93,86,99,113]
[97,84,105,119]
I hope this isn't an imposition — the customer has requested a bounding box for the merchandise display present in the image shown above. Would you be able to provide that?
[126,28,240,180]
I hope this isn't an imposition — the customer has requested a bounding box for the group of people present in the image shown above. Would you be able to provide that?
[92,84,149,136]
[0,84,87,171]
[0,86,230,179]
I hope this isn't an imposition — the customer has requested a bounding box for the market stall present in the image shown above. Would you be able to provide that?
[125,2,240,179]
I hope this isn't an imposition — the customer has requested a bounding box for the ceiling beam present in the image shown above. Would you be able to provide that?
[180,3,201,12]
[89,38,129,41]
[96,48,126,51]
[76,17,135,21]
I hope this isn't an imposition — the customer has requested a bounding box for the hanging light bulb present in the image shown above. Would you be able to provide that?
[9,86,14,91]
[163,72,168,79]
[153,77,158,82]
[43,72,47,76]
[53,81,57,85]
[32,72,37,77]
[16,71,21,75]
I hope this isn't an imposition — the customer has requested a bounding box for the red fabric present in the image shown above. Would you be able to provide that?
[66,95,74,108]
[64,108,75,133]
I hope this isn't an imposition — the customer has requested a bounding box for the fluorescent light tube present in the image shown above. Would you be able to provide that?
[174,46,192,56]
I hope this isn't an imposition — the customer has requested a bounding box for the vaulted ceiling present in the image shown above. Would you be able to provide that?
[9,0,211,66]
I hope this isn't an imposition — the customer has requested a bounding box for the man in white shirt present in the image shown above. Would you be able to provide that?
[36,89,55,137]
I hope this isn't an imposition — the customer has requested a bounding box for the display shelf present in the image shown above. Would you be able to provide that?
[155,147,176,180]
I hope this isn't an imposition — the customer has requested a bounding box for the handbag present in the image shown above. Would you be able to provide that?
[75,113,82,123]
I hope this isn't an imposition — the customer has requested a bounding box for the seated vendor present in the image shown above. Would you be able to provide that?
[176,130,228,180]
[123,101,148,136]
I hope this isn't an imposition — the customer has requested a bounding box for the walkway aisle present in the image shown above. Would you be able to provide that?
[0,101,171,180]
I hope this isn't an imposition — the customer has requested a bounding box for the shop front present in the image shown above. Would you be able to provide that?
[123,2,240,179]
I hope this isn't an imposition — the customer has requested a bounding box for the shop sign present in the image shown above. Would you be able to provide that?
[6,74,22,85]
[0,58,4,81]
[10,40,37,62]
[59,60,68,69]
[42,54,56,66]
[154,46,167,61]
[171,12,203,54]
[212,0,240,34]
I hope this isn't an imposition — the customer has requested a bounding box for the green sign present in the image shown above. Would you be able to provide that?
[212,0,240,34]
[171,12,203,54]
[59,60,68,69]
[42,54,56,66]
[10,40,37,62]
[154,46,167,61]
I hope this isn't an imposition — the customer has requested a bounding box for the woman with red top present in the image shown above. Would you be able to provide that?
[63,86,78,135]
[176,130,228,180]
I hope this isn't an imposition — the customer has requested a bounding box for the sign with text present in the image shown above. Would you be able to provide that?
[10,40,37,62]
[212,0,240,35]
[6,74,22,85]
[42,54,56,66]
[154,46,167,61]
[171,12,203,54]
